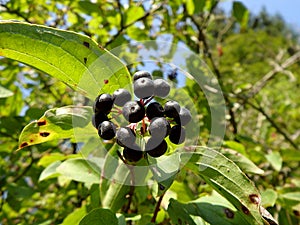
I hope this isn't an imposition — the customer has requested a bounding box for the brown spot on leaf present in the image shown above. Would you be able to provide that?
[83,41,90,48]
[30,139,34,143]
[40,132,50,137]
[293,210,300,217]
[104,79,109,84]
[37,120,46,126]
[224,208,234,218]
[84,57,87,64]
[20,142,28,148]
[249,194,260,205]
[241,205,250,215]
[98,44,104,50]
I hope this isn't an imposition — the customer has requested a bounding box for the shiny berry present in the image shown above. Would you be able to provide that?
[169,125,185,144]
[153,79,170,98]
[122,101,145,123]
[134,78,154,99]
[116,127,136,148]
[113,88,131,107]
[148,117,170,139]
[98,121,116,140]
[146,102,164,120]
[123,144,143,162]
[146,138,168,157]
[164,100,180,118]
[133,70,152,81]
[92,112,108,128]
[93,93,113,114]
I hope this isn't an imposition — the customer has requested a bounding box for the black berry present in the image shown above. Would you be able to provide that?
[133,70,152,81]
[153,79,170,98]
[93,94,114,114]
[164,100,180,118]
[134,78,154,99]
[113,88,131,106]
[122,101,145,123]
[98,121,116,140]
[148,117,170,139]
[123,144,143,162]
[116,127,136,148]
[146,102,164,120]
[146,138,168,157]
[169,125,185,144]
[92,112,108,128]
[175,107,192,126]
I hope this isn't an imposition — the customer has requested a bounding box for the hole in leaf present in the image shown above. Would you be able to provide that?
[37,120,46,126]
[224,208,234,219]
[83,41,90,48]
[241,205,250,215]
[40,132,50,137]
[249,194,260,205]
[84,57,87,64]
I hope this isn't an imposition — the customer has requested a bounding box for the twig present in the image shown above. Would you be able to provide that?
[246,51,300,99]
[12,149,36,183]
[0,4,31,23]
[104,3,163,47]
[188,11,239,135]
[151,193,165,223]
[244,99,298,150]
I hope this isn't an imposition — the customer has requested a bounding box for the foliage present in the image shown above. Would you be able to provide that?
[1,0,299,225]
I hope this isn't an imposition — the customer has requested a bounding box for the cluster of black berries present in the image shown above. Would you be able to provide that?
[92,71,191,163]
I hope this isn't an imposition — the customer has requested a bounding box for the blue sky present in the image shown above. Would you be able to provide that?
[220,0,300,30]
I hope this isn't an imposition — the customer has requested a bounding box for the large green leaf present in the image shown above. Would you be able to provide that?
[79,208,118,225]
[220,148,264,175]
[0,21,131,98]
[168,191,254,225]
[18,106,94,149]
[56,158,101,185]
[181,147,265,225]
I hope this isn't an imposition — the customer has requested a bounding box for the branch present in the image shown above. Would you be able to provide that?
[246,51,300,99]
[188,12,239,135]
[241,98,298,150]
[0,4,31,23]
[151,193,165,223]
[104,3,163,48]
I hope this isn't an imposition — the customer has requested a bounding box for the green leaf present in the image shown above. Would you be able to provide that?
[124,6,144,26]
[101,163,132,212]
[221,148,264,175]
[181,147,264,225]
[148,153,180,196]
[265,151,282,171]
[223,141,246,155]
[56,158,101,184]
[232,1,249,30]
[261,189,278,208]
[39,161,62,182]
[0,21,131,98]
[186,0,205,15]
[79,208,118,225]
[0,86,13,98]
[18,106,94,149]
[168,191,255,225]
[61,205,87,225]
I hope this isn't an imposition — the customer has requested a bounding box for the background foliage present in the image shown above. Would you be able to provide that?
[0,0,299,224]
